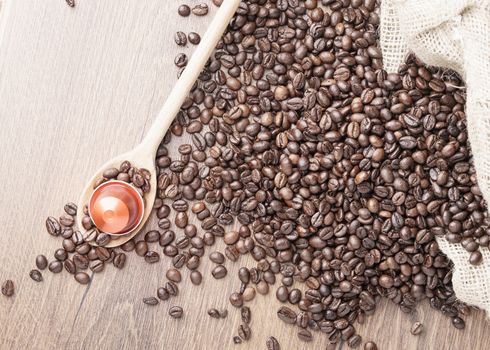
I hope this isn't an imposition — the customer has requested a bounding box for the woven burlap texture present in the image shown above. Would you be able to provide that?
[380,0,490,314]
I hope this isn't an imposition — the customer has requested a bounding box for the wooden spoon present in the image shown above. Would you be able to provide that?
[76,0,241,248]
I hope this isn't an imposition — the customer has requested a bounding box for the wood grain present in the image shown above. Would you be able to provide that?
[0,1,489,349]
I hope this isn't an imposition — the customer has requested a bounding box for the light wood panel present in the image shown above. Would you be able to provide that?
[0,1,489,349]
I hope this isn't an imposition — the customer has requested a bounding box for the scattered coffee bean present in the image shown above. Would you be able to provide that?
[157,287,170,301]
[297,329,313,342]
[452,317,465,329]
[266,336,280,350]
[166,281,179,296]
[411,322,424,335]
[364,341,378,350]
[178,4,190,17]
[36,255,48,270]
[241,306,251,324]
[143,297,159,306]
[46,217,61,236]
[74,272,90,285]
[29,270,43,282]
[174,53,188,68]
[169,306,183,318]
[192,3,208,16]
[188,32,200,45]
[190,270,202,285]
[277,306,296,324]
[209,251,225,264]
[208,308,220,319]
[348,335,362,348]
[166,268,182,283]
[174,31,187,46]
[229,292,243,308]
[48,261,63,273]
[238,323,251,341]
[113,253,126,269]
[242,287,256,302]
[1,280,14,297]
[212,265,227,279]
[135,241,148,256]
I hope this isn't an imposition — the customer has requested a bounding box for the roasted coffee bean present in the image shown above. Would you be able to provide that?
[95,233,111,246]
[54,249,67,261]
[95,247,111,261]
[452,317,465,329]
[74,272,90,285]
[121,240,135,252]
[145,251,160,264]
[36,255,48,270]
[238,323,251,341]
[212,265,227,279]
[192,3,208,16]
[410,322,424,335]
[277,306,296,324]
[229,292,243,307]
[174,53,188,68]
[90,259,104,273]
[143,297,159,306]
[46,217,61,236]
[64,202,77,216]
[209,251,225,264]
[208,308,220,318]
[241,306,251,324]
[48,261,63,273]
[188,32,201,45]
[190,270,202,285]
[145,230,160,243]
[175,212,188,228]
[266,336,280,350]
[348,334,362,348]
[242,287,256,302]
[2,280,14,297]
[469,251,483,265]
[297,329,313,342]
[157,287,170,301]
[166,268,182,283]
[83,228,97,242]
[135,241,148,256]
[166,281,179,296]
[113,253,126,269]
[174,31,187,46]
[178,4,190,17]
[64,259,77,274]
[169,306,184,318]
[364,342,378,350]
[160,230,175,246]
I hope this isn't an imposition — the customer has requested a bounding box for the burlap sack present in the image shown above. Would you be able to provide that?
[380,0,490,314]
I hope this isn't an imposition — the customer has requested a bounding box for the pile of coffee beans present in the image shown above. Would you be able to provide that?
[4,0,488,349]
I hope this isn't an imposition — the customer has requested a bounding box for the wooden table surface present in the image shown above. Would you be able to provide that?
[0,1,489,349]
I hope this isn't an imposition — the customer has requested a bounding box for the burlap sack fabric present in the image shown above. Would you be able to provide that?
[380,0,490,314]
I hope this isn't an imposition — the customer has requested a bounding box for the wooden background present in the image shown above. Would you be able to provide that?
[0,1,489,349]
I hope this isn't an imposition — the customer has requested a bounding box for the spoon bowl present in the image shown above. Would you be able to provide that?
[76,148,156,247]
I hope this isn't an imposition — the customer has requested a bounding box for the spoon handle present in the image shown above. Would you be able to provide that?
[139,0,241,154]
